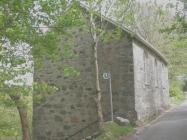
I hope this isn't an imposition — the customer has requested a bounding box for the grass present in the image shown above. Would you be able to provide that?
[0,106,21,137]
[171,96,185,104]
[94,122,135,140]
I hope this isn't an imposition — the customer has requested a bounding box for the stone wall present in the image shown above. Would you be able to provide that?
[33,22,136,140]
[33,15,169,139]
[33,26,99,140]
[99,34,136,122]
[133,40,169,122]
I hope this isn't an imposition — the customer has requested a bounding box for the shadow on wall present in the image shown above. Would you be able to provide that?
[183,80,187,92]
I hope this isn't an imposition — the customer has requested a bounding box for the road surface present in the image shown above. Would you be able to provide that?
[130,100,187,140]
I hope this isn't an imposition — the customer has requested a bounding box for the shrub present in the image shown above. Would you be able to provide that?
[170,83,185,101]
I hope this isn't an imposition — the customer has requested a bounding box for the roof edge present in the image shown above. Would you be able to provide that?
[133,34,168,65]
[79,2,168,65]
[100,16,168,65]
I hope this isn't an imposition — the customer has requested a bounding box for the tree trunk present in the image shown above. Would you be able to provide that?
[93,41,104,128]
[17,105,31,140]
[89,12,104,129]
[9,94,31,140]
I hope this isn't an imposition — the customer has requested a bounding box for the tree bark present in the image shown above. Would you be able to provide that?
[17,105,31,140]
[93,41,104,128]
[89,12,104,129]
[9,94,31,140]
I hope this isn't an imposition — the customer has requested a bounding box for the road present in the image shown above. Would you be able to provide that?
[130,100,187,140]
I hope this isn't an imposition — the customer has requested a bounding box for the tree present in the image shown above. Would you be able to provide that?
[130,0,187,100]
[81,0,134,128]
[0,42,32,140]
[0,1,70,140]
[0,0,135,138]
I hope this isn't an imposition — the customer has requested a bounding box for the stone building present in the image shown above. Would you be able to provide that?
[33,13,169,140]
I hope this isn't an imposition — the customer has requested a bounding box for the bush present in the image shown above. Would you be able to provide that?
[170,83,185,101]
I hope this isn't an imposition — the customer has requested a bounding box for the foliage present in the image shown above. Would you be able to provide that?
[170,81,185,101]
[0,42,32,110]
[132,1,187,91]
[0,0,78,138]
[106,0,135,27]
[0,0,185,138]
[63,65,80,77]
[33,82,59,104]
[0,0,72,45]
[95,122,134,140]
[166,0,186,33]
[81,0,135,127]
[102,27,123,43]
[0,106,21,137]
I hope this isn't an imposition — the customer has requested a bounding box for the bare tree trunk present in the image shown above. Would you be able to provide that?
[89,12,104,129]
[9,94,31,140]
[93,41,104,128]
[17,106,31,140]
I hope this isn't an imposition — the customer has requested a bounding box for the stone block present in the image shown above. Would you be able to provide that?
[114,117,130,126]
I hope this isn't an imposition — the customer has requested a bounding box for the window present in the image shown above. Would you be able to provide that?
[161,63,165,92]
[155,59,158,87]
[143,51,149,85]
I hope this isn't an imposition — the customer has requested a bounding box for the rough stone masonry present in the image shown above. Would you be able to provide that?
[33,14,169,140]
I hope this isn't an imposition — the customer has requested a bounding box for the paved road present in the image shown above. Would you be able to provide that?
[131,100,187,140]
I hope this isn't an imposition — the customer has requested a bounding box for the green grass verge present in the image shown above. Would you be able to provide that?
[94,122,134,140]
[171,96,185,104]
[0,107,21,137]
